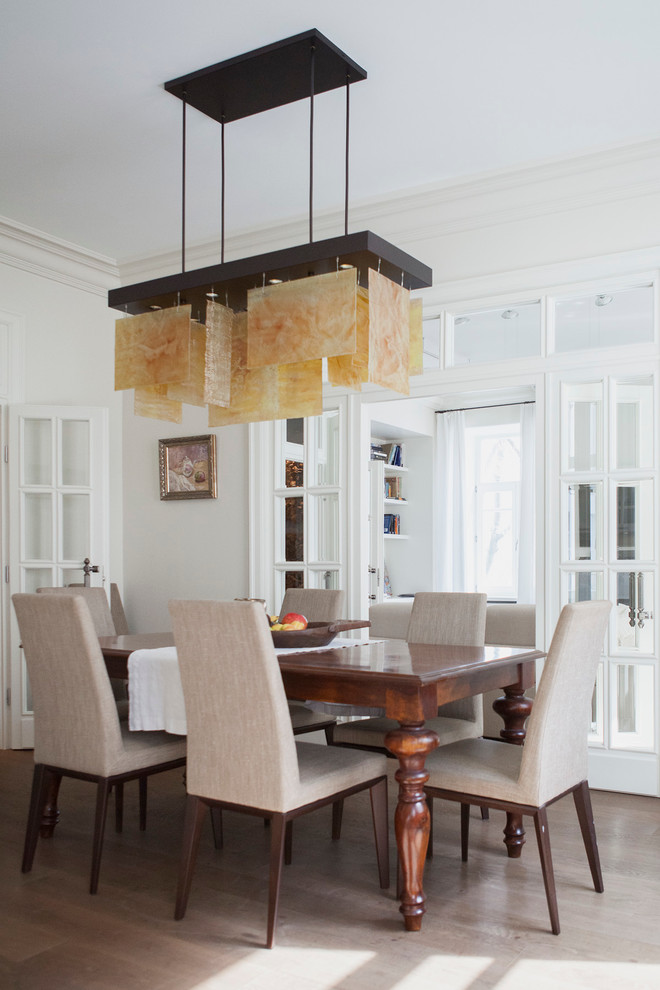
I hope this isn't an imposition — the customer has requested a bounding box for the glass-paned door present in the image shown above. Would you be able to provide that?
[559,373,658,795]
[8,405,110,748]
[272,410,343,612]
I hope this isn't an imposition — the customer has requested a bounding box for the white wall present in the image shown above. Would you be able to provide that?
[120,395,249,631]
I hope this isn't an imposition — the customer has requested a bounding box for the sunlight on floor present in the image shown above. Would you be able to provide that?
[390,955,494,988]
[497,959,660,990]
[190,948,376,988]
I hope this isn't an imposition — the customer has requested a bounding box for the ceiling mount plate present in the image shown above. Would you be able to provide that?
[164,29,367,124]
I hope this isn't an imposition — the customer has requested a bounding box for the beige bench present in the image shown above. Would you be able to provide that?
[368,599,536,739]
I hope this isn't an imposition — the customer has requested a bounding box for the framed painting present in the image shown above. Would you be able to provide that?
[159,434,217,500]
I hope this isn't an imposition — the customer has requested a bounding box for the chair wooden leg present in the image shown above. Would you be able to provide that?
[22,764,48,873]
[284,820,293,865]
[533,807,560,935]
[460,803,470,862]
[426,795,434,860]
[114,782,124,832]
[138,776,147,831]
[573,781,604,893]
[174,795,207,920]
[90,779,111,894]
[369,778,390,889]
[267,814,287,949]
[331,799,344,840]
[480,806,489,821]
[210,807,224,849]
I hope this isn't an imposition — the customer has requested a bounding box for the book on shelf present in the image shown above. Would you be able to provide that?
[370,442,387,461]
[381,442,403,466]
[384,475,404,499]
[383,513,401,534]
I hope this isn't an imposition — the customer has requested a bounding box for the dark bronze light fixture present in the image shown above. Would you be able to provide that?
[108,29,432,317]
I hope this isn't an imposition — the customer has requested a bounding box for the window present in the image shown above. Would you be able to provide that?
[465,421,521,600]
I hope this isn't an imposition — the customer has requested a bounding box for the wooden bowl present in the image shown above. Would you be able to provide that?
[271,619,370,649]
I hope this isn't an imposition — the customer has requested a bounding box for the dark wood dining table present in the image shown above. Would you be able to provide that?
[95,631,542,932]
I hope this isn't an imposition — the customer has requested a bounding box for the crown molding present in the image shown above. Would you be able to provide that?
[0,216,120,296]
[118,137,660,286]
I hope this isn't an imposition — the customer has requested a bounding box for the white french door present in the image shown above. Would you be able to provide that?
[8,405,109,748]
[556,369,659,795]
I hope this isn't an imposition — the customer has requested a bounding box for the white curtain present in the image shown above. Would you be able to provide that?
[517,403,536,603]
[435,410,468,591]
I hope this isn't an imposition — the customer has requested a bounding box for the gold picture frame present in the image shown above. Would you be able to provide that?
[159,434,217,501]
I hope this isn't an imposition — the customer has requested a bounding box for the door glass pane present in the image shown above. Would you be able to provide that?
[284,419,304,488]
[566,571,604,602]
[563,382,603,471]
[61,420,90,487]
[615,480,654,560]
[284,570,304,590]
[613,377,654,470]
[566,482,603,561]
[452,302,541,366]
[284,496,304,562]
[311,493,339,562]
[588,663,604,744]
[24,493,53,560]
[310,569,340,590]
[23,567,54,593]
[610,662,654,750]
[23,419,52,485]
[313,410,340,486]
[62,494,90,560]
[555,285,654,352]
[615,571,654,653]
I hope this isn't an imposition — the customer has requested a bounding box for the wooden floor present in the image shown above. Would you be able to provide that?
[1,749,660,989]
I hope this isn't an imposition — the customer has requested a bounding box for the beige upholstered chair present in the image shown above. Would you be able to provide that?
[278,588,346,742]
[169,599,389,948]
[332,592,488,750]
[110,582,130,635]
[424,600,611,935]
[36,586,129,717]
[13,593,186,894]
[278,587,345,623]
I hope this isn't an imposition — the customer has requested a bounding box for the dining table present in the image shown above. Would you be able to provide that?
[92,630,542,932]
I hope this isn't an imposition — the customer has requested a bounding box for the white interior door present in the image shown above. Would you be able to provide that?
[8,404,109,748]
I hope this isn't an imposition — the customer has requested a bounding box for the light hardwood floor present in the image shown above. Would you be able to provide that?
[1,749,659,989]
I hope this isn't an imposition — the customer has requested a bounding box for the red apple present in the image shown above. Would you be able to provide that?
[281,612,308,629]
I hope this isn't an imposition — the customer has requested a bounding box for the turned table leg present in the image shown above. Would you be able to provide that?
[493,684,533,858]
[385,722,439,931]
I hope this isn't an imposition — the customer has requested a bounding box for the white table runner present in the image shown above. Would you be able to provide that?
[127,638,377,734]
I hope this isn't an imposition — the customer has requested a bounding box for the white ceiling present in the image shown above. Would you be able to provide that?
[3,0,660,265]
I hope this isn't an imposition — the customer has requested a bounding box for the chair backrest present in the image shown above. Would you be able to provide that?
[278,588,345,624]
[12,594,126,774]
[407,592,487,647]
[407,592,488,724]
[110,583,130,635]
[169,599,300,812]
[519,600,611,805]
[36,586,116,636]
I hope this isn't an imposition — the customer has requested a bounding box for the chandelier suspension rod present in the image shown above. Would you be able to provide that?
[309,42,315,243]
[181,90,187,273]
[221,116,226,264]
[345,74,350,236]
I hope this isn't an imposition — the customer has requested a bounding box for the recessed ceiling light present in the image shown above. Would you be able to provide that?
[595,294,613,307]
[149,304,162,310]
[205,290,218,299]
[454,316,470,326]
[339,263,353,270]
[268,278,283,285]
[501,309,519,320]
